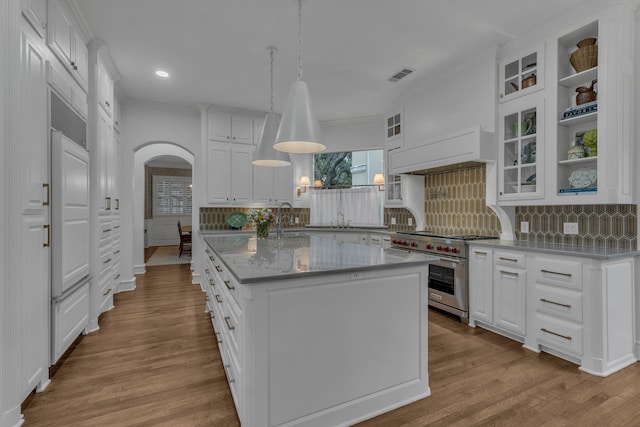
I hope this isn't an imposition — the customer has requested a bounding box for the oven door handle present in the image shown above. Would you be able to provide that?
[437,256,463,264]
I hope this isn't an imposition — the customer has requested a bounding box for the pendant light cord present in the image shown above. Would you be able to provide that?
[297,0,302,81]
[270,48,274,113]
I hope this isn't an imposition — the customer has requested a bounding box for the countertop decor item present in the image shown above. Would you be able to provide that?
[570,38,598,72]
[568,145,585,159]
[225,211,248,230]
[568,168,597,188]
[247,207,275,238]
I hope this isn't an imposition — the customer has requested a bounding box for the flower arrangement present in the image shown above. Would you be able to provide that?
[247,208,276,238]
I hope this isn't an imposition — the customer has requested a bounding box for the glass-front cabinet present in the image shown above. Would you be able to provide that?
[498,98,543,201]
[498,43,544,103]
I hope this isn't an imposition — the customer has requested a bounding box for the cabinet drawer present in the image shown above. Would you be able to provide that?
[533,257,582,290]
[223,345,241,411]
[495,251,526,269]
[536,313,583,356]
[100,246,113,275]
[218,268,240,306]
[223,296,241,358]
[535,284,582,323]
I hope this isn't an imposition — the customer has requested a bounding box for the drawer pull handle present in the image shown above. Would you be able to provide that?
[215,332,222,344]
[499,270,519,277]
[205,268,209,274]
[224,316,235,331]
[541,328,572,341]
[215,265,223,273]
[474,251,488,255]
[209,256,215,261]
[540,298,571,308]
[114,274,120,280]
[113,250,120,255]
[223,364,235,383]
[541,269,572,278]
[224,280,235,291]
[103,288,112,296]
[103,228,112,233]
[104,258,112,264]
[215,294,222,304]
[209,279,215,286]
[499,257,518,262]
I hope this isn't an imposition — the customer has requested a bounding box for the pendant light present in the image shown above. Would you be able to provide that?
[252,48,292,167]
[273,0,325,154]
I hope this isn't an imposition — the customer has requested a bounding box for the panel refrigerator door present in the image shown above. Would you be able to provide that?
[51,130,90,298]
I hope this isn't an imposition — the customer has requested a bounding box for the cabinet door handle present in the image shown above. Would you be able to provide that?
[224,316,235,331]
[43,224,50,247]
[541,269,572,278]
[499,257,518,262]
[541,328,572,341]
[115,199,120,210]
[224,280,234,291]
[42,183,50,206]
[223,364,235,383]
[103,288,112,296]
[215,294,222,304]
[499,270,519,277]
[105,197,111,210]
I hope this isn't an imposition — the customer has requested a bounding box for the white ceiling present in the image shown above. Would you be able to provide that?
[75,0,593,121]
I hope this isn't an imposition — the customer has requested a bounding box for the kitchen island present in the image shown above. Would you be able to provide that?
[200,232,436,427]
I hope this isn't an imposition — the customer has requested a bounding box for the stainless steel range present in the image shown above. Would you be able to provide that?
[391,231,498,323]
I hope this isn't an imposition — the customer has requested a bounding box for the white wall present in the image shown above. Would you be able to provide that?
[120,100,199,280]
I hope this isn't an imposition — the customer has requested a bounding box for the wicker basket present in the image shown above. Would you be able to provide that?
[570,44,598,73]
[577,37,597,48]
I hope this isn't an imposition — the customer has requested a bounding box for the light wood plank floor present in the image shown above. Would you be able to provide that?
[23,263,640,426]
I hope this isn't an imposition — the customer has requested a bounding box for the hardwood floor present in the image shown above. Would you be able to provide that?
[23,263,640,426]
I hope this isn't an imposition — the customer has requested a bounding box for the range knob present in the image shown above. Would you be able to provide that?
[426,243,433,250]
[436,245,442,251]
[451,247,459,254]
[410,242,417,247]
[392,239,398,244]
[443,246,450,252]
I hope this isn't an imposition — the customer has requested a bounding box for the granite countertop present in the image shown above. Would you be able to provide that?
[204,233,436,284]
[469,239,640,259]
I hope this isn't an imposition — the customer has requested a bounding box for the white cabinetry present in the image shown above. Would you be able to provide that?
[252,164,292,204]
[47,57,87,119]
[469,243,637,376]
[97,56,114,117]
[208,112,253,144]
[47,0,88,90]
[469,248,526,340]
[498,97,544,202]
[498,43,544,102]
[18,22,50,400]
[385,111,403,150]
[493,251,526,336]
[22,0,47,38]
[206,142,252,204]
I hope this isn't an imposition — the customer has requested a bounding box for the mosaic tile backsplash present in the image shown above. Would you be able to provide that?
[515,205,637,249]
[199,207,415,231]
[423,165,501,237]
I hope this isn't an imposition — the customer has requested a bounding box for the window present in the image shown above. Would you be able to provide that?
[153,175,192,216]
[313,149,383,187]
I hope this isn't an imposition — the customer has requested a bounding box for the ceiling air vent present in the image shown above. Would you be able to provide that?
[388,68,414,82]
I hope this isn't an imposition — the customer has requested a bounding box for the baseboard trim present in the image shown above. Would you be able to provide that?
[1,406,24,427]
[191,272,201,286]
[116,277,136,293]
[133,264,146,275]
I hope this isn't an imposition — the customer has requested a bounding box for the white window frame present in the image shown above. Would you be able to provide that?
[152,175,192,217]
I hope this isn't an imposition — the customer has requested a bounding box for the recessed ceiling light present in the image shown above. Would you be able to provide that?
[155,70,169,78]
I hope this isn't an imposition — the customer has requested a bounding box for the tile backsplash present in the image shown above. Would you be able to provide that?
[515,204,637,249]
[423,165,501,237]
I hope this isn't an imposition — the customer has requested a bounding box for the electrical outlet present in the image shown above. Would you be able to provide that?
[563,222,579,235]
[520,221,529,233]
[294,217,299,224]
[391,217,396,225]
[408,218,413,226]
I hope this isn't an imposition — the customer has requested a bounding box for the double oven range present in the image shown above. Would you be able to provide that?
[391,231,498,323]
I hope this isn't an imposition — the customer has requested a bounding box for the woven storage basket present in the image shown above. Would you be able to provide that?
[570,44,598,72]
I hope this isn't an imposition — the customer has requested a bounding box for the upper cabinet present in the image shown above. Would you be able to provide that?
[496,3,634,206]
[206,142,252,204]
[498,43,545,103]
[208,112,253,144]
[47,0,88,91]
[97,56,114,117]
[385,110,403,150]
[22,0,47,39]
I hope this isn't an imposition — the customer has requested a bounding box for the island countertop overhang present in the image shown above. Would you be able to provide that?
[203,233,438,284]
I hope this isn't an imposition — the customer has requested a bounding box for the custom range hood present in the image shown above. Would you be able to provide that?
[388,126,495,175]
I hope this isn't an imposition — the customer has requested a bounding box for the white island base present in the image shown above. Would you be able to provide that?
[202,235,431,427]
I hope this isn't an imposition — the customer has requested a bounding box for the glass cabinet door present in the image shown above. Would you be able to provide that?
[499,43,544,103]
[499,100,543,201]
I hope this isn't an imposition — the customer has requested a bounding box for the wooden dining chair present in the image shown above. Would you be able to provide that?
[177,221,192,257]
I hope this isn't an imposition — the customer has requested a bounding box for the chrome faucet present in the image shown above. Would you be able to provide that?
[276,202,293,238]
